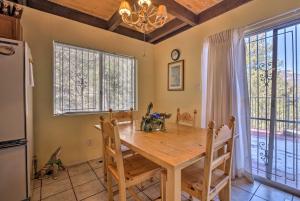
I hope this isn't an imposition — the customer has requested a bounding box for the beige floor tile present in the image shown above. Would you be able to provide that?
[68,163,92,177]
[42,189,76,201]
[42,170,69,186]
[100,176,117,188]
[126,192,151,201]
[255,184,293,201]
[74,180,105,200]
[137,177,159,191]
[142,182,161,200]
[250,195,267,201]
[88,158,104,170]
[94,167,105,178]
[82,191,107,201]
[232,186,253,201]
[31,187,41,201]
[33,179,42,189]
[42,178,72,199]
[70,170,97,187]
[232,177,261,193]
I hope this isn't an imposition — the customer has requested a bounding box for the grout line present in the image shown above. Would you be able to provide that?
[40,187,73,200]
[68,164,93,177]
[86,160,107,194]
[67,168,79,201]
[39,179,42,201]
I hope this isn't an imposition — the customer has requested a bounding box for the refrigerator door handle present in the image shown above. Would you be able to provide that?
[0,45,15,56]
[0,139,27,150]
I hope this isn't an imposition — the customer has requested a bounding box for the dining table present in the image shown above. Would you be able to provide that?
[95,121,208,201]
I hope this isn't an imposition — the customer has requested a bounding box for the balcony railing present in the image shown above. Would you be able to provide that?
[250,96,300,189]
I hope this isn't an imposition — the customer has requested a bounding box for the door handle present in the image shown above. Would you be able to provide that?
[0,45,15,56]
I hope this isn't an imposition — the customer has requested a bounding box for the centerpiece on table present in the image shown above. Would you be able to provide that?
[140,102,172,132]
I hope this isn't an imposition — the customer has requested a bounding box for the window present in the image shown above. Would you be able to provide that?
[53,42,137,115]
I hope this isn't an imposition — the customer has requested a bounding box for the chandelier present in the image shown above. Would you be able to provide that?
[119,0,168,33]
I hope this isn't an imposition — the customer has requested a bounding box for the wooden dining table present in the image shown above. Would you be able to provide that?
[95,121,208,201]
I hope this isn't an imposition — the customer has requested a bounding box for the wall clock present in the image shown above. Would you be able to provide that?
[171,49,180,61]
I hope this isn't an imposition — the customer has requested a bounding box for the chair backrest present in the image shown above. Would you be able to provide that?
[109,108,134,124]
[202,116,235,200]
[176,108,197,127]
[100,118,126,184]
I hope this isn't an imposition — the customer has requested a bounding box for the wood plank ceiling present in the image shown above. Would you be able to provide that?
[12,0,253,44]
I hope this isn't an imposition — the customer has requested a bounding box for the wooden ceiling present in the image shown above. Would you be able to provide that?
[11,0,253,43]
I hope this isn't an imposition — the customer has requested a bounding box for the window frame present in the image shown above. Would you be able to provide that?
[52,41,138,116]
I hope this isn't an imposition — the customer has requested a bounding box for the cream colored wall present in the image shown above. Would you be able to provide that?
[153,0,300,127]
[21,7,155,167]
[20,0,300,167]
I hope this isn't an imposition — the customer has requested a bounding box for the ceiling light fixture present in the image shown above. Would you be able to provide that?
[119,0,168,34]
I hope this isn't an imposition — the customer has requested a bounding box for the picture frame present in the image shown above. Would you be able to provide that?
[168,60,184,91]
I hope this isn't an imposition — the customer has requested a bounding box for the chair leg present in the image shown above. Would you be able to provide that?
[160,170,167,201]
[118,182,127,201]
[218,183,231,201]
[102,154,107,182]
[107,172,113,201]
[128,187,142,201]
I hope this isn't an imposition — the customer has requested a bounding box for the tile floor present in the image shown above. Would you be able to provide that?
[31,158,300,201]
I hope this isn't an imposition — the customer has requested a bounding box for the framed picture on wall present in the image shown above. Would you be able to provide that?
[168,60,184,91]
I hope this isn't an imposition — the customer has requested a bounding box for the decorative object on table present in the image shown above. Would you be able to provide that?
[35,147,65,179]
[171,49,181,61]
[140,102,172,132]
[168,60,184,91]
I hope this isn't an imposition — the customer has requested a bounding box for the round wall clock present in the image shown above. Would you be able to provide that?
[171,49,180,61]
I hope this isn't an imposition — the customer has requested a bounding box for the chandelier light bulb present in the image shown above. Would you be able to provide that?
[138,0,151,7]
[119,0,132,16]
[157,5,167,18]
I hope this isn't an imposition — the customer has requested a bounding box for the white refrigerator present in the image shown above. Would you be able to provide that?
[0,37,34,201]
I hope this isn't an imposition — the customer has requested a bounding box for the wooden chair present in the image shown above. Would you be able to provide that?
[101,118,163,201]
[109,108,134,155]
[176,108,197,127]
[181,117,236,201]
[109,108,134,124]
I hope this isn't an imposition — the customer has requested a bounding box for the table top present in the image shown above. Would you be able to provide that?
[96,122,208,169]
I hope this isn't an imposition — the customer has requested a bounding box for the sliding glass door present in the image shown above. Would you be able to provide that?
[245,22,300,189]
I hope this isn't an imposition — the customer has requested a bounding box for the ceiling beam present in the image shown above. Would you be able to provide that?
[197,0,253,24]
[108,11,122,31]
[148,19,187,43]
[152,24,191,44]
[19,0,253,43]
[152,0,197,26]
[27,0,108,29]
[114,26,147,41]
[26,0,145,42]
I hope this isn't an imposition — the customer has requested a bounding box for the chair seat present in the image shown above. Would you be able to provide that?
[123,154,160,181]
[182,161,228,192]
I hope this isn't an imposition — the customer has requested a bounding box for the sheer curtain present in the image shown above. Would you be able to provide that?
[201,29,253,181]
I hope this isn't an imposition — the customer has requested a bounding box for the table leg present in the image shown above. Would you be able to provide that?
[166,167,181,201]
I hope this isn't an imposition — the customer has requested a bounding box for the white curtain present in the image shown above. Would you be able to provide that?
[201,29,253,181]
